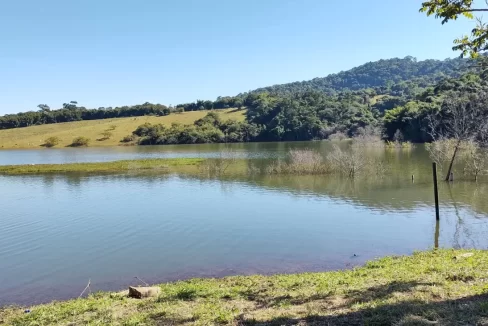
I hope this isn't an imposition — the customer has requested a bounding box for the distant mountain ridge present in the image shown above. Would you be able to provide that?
[244,56,470,96]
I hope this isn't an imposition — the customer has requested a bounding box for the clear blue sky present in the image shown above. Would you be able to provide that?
[0,0,476,114]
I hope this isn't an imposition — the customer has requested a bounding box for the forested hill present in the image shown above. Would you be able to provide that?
[245,56,470,96]
[0,55,474,132]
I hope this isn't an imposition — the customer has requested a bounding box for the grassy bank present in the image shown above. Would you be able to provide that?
[2,250,488,325]
[0,158,205,175]
[0,108,245,150]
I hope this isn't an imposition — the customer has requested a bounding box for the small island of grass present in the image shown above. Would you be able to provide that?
[0,158,205,175]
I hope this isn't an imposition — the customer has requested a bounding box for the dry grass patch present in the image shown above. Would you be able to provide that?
[0,109,245,149]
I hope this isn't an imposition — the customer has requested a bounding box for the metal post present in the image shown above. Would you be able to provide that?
[433,163,440,221]
[434,220,440,249]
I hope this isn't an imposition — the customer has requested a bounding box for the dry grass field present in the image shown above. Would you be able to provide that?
[0,108,245,149]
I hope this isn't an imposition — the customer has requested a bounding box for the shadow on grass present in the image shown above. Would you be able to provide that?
[240,294,488,325]
[148,311,195,325]
[238,280,488,325]
[227,108,245,113]
[344,281,439,303]
[239,288,332,309]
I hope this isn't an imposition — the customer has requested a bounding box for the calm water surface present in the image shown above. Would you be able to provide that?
[1,142,488,306]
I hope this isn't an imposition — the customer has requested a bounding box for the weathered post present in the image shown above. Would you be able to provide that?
[432,163,440,221]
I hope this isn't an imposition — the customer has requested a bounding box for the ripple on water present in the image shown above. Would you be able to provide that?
[2,145,488,305]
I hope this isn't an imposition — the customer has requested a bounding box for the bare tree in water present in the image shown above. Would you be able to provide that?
[427,92,488,181]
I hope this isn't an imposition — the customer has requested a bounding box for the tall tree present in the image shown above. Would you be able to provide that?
[420,0,488,57]
[63,101,78,110]
[37,104,50,112]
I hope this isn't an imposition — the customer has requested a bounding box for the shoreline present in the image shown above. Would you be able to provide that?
[2,249,488,325]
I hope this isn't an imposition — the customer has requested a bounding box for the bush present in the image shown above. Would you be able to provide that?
[353,126,384,146]
[71,136,90,147]
[327,144,387,178]
[98,131,113,141]
[386,140,415,149]
[120,134,136,143]
[43,136,60,148]
[328,132,347,141]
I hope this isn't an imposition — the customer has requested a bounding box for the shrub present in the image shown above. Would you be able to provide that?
[266,149,329,175]
[328,132,347,141]
[120,134,136,143]
[386,140,415,149]
[353,126,384,147]
[98,131,113,141]
[43,136,60,148]
[71,136,90,147]
[327,144,373,178]
[200,149,239,176]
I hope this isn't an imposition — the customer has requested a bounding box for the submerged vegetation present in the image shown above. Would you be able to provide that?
[3,250,488,325]
[265,149,330,175]
[0,145,386,178]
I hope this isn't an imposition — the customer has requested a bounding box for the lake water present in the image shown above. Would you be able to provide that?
[1,142,488,306]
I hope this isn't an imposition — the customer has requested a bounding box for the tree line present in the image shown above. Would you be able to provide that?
[0,56,472,131]
[131,67,488,145]
[0,102,171,129]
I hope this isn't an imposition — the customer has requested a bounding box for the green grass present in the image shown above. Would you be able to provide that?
[2,250,488,325]
[0,158,205,175]
[0,108,245,150]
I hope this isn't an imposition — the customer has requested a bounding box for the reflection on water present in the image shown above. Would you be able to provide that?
[0,142,324,165]
[1,141,488,306]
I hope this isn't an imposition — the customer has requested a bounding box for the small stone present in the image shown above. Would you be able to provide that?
[454,253,474,260]
[128,286,161,299]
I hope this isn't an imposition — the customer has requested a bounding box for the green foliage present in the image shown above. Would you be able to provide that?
[248,56,469,96]
[0,57,471,132]
[420,0,488,57]
[246,91,376,141]
[134,113,260,145]
[0,56,482,145]
[383,71,488,141]
[70,136,90,147]
[0,102,171,130]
